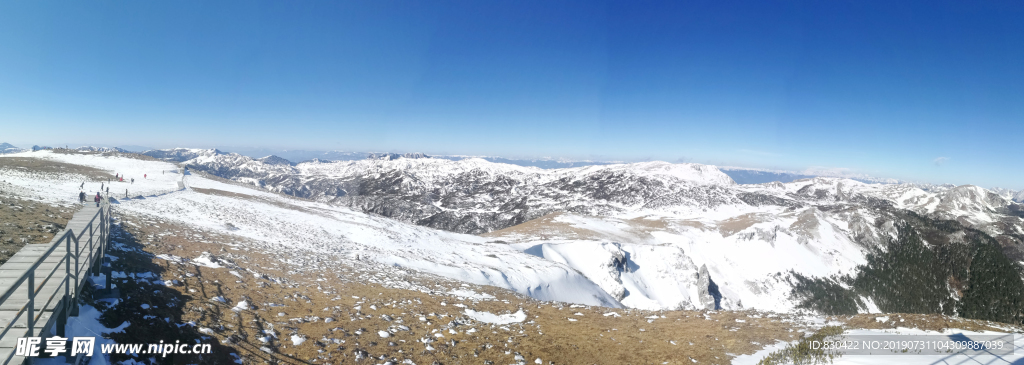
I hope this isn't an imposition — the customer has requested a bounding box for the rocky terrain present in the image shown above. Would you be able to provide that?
[151,149,739,234]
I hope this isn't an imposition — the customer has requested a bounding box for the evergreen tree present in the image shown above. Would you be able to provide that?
[853,224,953,314]
[960,243,1024,324]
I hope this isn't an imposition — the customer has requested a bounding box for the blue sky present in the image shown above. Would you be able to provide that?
[1,1,1022,189]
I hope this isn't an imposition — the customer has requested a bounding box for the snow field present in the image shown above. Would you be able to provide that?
[3,152,622,307]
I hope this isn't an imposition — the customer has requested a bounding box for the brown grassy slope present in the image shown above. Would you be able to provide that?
[50,148,163,162]
[0,156,114,180]
[111,211,1022,365]
[0,191,75,264]
[113,213,813,365]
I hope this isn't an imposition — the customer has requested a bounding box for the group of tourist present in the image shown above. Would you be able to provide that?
[78,171,148,206]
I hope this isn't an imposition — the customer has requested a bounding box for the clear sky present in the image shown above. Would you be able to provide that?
[1,1,1022,189]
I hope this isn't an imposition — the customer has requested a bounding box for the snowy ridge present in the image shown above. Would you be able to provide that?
[557,161,735,186]
[295,156,545,181]
[256,155,293,166]
[993,187,1024,203]
[143,148,222,162]
[74,146,132,153]
[164,150,742,234]
[367,152,431,160]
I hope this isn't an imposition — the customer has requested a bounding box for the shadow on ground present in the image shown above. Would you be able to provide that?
[80,220,240,364]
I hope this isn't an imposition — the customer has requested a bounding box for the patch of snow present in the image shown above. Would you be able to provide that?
[465,309,526,325]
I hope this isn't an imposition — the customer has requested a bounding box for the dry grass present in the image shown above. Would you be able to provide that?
[192,187,253,200]
[0,156,114,180]
[89,174,1024,364]
[788,209,820,238]
[834,313,1019,333]
[191,187,329,218]
[481,212,602,241]
[91,212,1024,365]
[50,148,163,162]
[716,213,771,237]
[0,191,75,264]
[113,214,815,365]
[482,212,707,245]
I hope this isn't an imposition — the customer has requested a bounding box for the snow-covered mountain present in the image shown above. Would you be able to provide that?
[74,146,132,153]
[168,150,738,234]
[256,155,293,166]
[368,152,431,160]
[131,149,1024,318]
[993,187,1024,203]
[719,167,817,184]
[142,148,221,162]
[435,155,615,169]
[0,143,25,154]
[191,147,616,169]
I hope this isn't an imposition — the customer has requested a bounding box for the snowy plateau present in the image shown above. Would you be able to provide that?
[2,148,1024,364]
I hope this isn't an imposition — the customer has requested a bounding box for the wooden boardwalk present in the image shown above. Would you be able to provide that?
[0,201,110,364]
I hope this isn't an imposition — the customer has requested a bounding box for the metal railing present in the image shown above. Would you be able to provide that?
[0,198,111,364]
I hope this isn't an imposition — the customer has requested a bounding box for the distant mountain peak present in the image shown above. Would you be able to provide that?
[0,142,24,154]
[74,146,130,153]
[257,155,293,166]
[141,148,223,162]
[367,152,431,160]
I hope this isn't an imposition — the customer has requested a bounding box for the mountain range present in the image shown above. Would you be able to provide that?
[133,148,1024,319]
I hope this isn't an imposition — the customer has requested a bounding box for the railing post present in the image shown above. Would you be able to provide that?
[100,207,107,265]
[72,234,80,316]
[27,271,35,337]
[56,293,67,338]
[64,234,70,301]
[89,223,96,276]
[62,233,71,336]
[104,266,112,293]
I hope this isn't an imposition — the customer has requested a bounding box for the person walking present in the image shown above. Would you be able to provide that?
[94,192,101,207]
[131,178,134,184]
[144,174,147,179]
[125,189,129,198]
[79,191,86,203]
[80,182,84,189]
